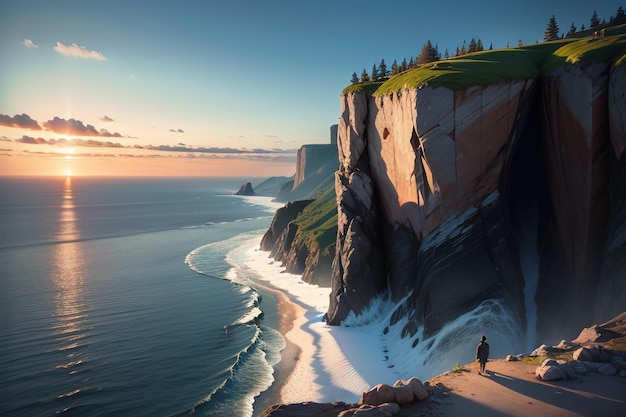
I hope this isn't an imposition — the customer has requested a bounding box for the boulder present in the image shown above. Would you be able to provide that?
[530,344,549,357]
[392,385,414,406]
[573,345,614,362]
[535,365,567,381]
[560,364,577,379]
[610,356,626,372]
[569,362,588,374]
[406,377,429,401]
[360,384,396,407]
[598,363,617,376]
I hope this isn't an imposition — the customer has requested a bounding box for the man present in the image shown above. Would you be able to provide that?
[476,335,489,374]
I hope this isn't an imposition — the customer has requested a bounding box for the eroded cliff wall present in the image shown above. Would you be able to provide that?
[329,54,626,344]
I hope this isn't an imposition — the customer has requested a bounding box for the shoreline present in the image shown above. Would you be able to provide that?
[253,288,303,416]
[246,243,626,417]
[246,243,404,415]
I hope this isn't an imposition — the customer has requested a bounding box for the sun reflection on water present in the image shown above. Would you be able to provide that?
[52,176,88,358]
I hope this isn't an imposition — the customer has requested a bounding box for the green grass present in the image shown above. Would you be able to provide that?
[450,362,467,373]
[342,80,385,95]
[344,31,626,95]
[545,35,626,71]
[520,356,544,365]
[293,183,337,256]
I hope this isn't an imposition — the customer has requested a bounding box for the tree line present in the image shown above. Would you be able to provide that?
[544,6,625,41]
[352,6,626,84]
[351,37,490,84]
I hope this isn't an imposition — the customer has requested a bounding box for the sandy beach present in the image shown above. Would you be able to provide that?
[249,244,626,417]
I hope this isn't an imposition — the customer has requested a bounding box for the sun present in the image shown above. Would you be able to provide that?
[65,169,73,177]
[60,147,76,156]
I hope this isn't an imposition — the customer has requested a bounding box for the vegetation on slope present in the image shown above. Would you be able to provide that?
[368,33,626,95]
[292,183,337,256]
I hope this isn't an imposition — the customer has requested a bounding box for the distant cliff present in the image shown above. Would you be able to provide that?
[328,34,626,346]
[261,143,338,286]
[275,144,338,203]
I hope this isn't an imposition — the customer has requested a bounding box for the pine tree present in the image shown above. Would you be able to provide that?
[567,22,577,37]
[590,9,600,27]
[408,57,414,69]
[613,6,626,25]
[444,48,449,59]
[544,15,559,41]
[391,59,398,75]
[361,68,369,83]
[417,41,440,64]
[378,58,387,78]
[468,38,477,53]
[401,57,408,72]
[351,72,359,84]
[476,39,484,51]
[371,63,379,80]
[489,42,493,50]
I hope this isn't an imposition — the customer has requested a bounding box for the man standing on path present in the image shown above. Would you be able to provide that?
[476,335,489,375]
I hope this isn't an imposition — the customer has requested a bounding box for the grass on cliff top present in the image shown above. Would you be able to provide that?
[343,80,385,95]
[360,32,626,95]
[293,183,337,256]
[545,33,626,70]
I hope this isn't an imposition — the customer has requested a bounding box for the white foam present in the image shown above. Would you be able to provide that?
[242,241,404,403]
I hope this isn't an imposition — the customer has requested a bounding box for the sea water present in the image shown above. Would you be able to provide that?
[0,177,285,417]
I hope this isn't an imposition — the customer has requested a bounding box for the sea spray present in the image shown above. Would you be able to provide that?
[384,298,524,380]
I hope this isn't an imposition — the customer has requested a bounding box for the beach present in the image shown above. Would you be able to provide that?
[249,243,626,417]
[247,243,407,415]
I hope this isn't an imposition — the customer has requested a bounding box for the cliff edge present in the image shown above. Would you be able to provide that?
[328,34,626,350]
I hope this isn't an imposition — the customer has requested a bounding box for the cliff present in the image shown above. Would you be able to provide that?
[328,34,626,347]
[275,144,338,203]
[261,143,339,286]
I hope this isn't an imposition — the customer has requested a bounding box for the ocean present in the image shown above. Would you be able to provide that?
[0,176,286,417]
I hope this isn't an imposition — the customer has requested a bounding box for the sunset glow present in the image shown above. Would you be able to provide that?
[2,0,621,177]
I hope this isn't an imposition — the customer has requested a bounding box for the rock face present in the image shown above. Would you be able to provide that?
[261,142,339,285]
[276,144,338,203]
[328,55,626,344]
[293,144,338,189]
[235,182,255,196]
[261,200,313,281]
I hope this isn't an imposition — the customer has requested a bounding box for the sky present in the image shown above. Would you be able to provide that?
[1,0,623,177]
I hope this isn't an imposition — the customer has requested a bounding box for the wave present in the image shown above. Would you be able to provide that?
[183,228,286,417]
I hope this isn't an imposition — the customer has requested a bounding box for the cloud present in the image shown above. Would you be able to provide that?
[23,39,38,48]
[53,42,107,61]
[169,128,185,133]
[0,113,42,130]
[43,117,122,137]
[16,135,47,144]
[100,115,114,122]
